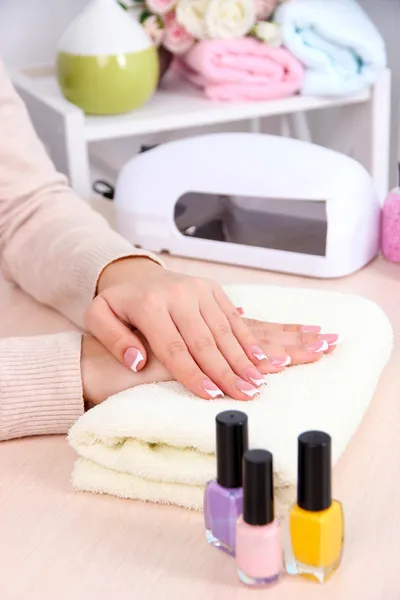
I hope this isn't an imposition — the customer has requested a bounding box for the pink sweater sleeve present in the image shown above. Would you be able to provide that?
[0,60,160,440]
[0,333,84,441]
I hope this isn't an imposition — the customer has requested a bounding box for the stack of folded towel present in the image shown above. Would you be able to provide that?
[275,0,387,96]
[69,285,393,513]
[177,0,386,100]
[177,38,304,102]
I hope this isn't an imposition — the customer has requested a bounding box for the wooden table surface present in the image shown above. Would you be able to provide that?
[1,254,399,600]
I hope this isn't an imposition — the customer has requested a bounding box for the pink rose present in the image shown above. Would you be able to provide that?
[255,0,279,20]
[163,11,194,54]
[146,0,176,16]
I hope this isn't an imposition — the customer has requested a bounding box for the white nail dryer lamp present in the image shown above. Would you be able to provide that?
[113,133,380,278]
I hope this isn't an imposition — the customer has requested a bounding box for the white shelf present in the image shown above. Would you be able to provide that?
[10,63,390,204]
[11,65,371,143]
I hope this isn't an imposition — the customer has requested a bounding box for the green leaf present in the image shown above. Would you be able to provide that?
[139,9,152,23]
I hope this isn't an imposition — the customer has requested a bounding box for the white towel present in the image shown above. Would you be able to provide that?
[69,285,393,512]
[275,0,387,96]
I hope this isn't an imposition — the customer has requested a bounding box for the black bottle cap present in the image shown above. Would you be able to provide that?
[243,449,274,526]
[216,410,248,488]
[297,431,332,512]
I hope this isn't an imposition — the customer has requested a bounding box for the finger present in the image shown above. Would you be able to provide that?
[170,302,261,400]
[199,296,267,389]
[213,286,290,368]
[85,295,147,372]
[250,326,338,354]
[133,305,233,400]
[262,331,339,355]
[243,318,322,336]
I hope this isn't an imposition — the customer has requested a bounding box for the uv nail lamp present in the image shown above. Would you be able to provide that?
[114,133,380,278]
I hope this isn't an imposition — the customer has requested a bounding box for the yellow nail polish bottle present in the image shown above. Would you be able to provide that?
[286,431,344,583]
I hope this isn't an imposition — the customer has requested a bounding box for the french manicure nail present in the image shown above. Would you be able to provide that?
[303,340,329,353]
[203,380,224,399]
[245,367,265,387]
[301,325,322,334]
[319,333,341,347]
[270,356,291,367]
[251,346,268,361]
[236,379,260,398]
[123,347,145,372]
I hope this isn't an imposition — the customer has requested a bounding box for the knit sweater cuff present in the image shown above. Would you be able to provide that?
[0,332,84,441]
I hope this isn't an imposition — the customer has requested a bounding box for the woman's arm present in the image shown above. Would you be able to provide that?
[0,332,172,442]
[0,60,159,329]
[0,332,84,440]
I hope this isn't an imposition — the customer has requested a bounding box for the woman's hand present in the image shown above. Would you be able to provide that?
[86,258,337,402]
[81,319,338,406]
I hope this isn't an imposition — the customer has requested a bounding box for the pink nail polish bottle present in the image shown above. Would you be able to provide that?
[236,450,282,587]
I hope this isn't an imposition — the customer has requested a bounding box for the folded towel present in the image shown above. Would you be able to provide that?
[69,285,393,512]
[275,0,386,96]
[177,38,304,101]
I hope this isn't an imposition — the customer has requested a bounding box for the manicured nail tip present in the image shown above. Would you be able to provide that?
[253,352,268,361]
[270,356,291,367]
[320,333,342,346]
[130,350,144,372]
[204,388,224,399]
[249,377,265,387]
[317,340,329,353]
[241,388,260,398]
[304,340,329,353]
[301,325,321,334]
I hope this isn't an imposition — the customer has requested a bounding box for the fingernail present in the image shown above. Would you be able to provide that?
[237,306,244,316]
[251,346,268,361]
[270,356,291,367]
[319,333,341,347]
[235,379,260,398]
[244,367,265,387]
[303,340,328,353]
[301,325,321,334]
[203,380,224,399]
[123,347,144,372]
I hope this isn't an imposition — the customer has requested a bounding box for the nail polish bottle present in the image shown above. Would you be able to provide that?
[286,431,344,583]
[236,450,282,586]
[204,410,248,556]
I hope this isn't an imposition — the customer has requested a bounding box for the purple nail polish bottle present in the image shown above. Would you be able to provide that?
[204,410,248,556]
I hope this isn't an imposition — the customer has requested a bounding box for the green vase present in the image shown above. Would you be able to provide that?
[57,0,159,115]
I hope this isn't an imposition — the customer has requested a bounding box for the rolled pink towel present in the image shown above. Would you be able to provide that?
[178,38,304,102]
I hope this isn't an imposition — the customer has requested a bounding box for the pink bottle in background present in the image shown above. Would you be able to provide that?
[382,185,400,262]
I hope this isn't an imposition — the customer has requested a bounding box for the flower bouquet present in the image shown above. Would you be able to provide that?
[120,0,283,55]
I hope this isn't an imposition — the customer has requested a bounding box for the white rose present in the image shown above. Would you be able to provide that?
[205,0,255,40]
[254,21,283,46]
[176,0,210,40]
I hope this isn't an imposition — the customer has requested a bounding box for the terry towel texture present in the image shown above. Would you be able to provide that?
[69,285,393,512]
[275,0,386,96]
[178,38,304,102]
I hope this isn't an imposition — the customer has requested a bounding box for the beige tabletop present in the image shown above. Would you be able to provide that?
[1,252,399,600]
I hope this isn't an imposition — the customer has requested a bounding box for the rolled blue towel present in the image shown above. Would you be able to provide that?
[275,0,387,96]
